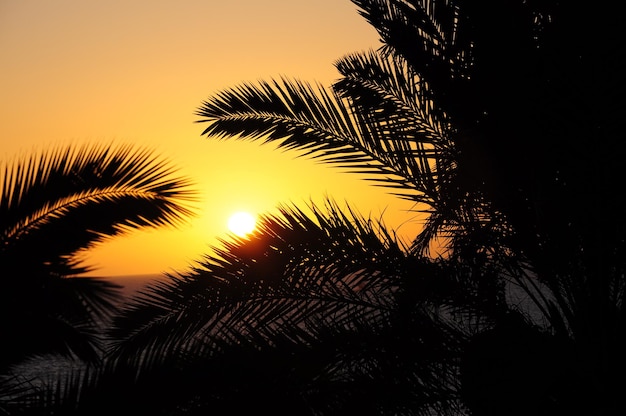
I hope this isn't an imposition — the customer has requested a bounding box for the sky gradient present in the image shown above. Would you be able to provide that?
[1,0,424,276]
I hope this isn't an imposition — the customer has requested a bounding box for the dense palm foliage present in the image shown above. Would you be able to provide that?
[0,143,194,374]
[38,204,466,415]
[17,1,625,415]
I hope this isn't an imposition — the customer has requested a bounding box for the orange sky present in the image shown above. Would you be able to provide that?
[1,0,424,276]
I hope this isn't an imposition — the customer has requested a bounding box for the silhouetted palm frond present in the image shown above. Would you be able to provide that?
[0,373,42,415]
[197,75,449,207]
[1,143,195,275]
[351,0,467,85]
[333,50,451,195]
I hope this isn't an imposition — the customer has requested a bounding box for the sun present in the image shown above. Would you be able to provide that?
[227,211,257,237]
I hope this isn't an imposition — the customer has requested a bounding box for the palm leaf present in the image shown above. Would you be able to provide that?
[1,143,195,274]
[197,76,447,205]
[333,50,454,205]
[350,1,468,101]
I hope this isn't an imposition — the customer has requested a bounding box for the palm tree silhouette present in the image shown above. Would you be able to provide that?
[0,143,194,373]
[36,1,624,414]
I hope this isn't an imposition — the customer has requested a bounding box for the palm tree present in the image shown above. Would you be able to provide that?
[42,1,624,414]
[0,142,194,373]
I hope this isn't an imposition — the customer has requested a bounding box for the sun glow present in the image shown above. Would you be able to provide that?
[227,211,257,237]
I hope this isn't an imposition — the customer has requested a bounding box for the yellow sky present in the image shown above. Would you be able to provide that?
[1,0,424,276]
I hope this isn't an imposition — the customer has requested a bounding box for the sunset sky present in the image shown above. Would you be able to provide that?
[1,0,424,276]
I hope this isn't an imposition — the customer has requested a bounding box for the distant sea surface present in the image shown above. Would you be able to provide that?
[100,273,166,299]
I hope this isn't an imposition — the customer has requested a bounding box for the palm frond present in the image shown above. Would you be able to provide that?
[350,1,467,91]
[0,373,43,414]
[335,50,446,137]
[333,50,454,204]
[197,77,447,205]
[0,142,196,274]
